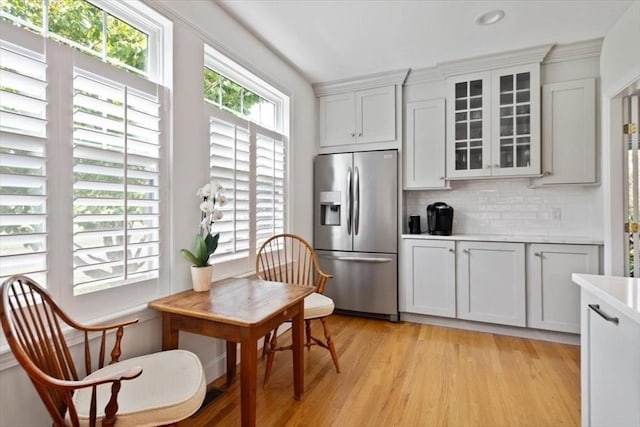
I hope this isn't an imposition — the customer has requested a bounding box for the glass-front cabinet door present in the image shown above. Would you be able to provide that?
[446,64,540,179]
[491,64,540,176]
[446,72,491,178]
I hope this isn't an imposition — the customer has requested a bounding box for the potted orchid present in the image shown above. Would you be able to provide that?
[180,181,226,291]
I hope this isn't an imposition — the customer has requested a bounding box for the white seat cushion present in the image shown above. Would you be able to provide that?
[70,349,206,427]
[304,292,335,319]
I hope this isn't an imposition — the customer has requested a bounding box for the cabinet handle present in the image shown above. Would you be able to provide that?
[350,133,355,137]
[440,176,445,180]
[534,252,542,257]
[358,132,363,137]
[449,248,455,253]
[588,304,619,324]
[463,249,469,254]
[543,171,552,176]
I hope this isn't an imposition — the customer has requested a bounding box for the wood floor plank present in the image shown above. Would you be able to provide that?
[180,315,580,427]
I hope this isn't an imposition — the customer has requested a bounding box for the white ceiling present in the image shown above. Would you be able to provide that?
[216,0,635,84]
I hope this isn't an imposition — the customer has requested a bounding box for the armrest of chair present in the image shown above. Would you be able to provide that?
[68,318,140,373]
[315,269,333,294]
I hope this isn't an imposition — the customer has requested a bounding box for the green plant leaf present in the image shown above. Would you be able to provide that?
[195,235,208,264]
[180,249,202,267]
[205,232,219,256]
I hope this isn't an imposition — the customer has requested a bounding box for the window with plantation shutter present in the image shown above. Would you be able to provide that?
[256,130,285,250]
[203,47,289,274]
[72,66,161,295]
[0,39,48,287]
[208,108,251,260]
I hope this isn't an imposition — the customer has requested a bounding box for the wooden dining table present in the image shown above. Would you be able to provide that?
[148,277,315,427]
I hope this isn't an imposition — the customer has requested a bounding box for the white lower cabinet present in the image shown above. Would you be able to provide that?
[527,244,599,333]
[401,239,455,317]
[456,241,526,327]
[581,292,640,427]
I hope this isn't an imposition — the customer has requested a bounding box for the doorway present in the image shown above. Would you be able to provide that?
[623,94,639,277]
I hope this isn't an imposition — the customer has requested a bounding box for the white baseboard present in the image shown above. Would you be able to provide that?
[400,312,580,345]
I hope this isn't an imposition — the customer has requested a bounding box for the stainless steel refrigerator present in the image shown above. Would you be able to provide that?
[314,150,398,322]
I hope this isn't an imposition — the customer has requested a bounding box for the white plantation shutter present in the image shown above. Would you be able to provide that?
[256,129,285,249]
[72,65,161,295]
[0,40,48,287]
[208,109,251,260]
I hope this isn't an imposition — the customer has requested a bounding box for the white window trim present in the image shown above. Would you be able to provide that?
[204,46,290,278]
[0,21,171,323]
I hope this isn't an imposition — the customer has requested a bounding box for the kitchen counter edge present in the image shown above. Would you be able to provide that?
[572,273,640,324]
[401,233,603,245]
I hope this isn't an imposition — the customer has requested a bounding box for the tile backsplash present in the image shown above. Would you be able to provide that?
[404,179,603,238]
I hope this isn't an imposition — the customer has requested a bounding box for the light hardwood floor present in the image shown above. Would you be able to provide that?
[180,314,580,427]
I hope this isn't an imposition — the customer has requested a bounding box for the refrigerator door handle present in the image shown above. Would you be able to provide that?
[354,166,360,235]
[346,167,352,235]
[318,255,393,263]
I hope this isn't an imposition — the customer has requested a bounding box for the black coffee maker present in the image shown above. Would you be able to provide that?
[427,202,454,236]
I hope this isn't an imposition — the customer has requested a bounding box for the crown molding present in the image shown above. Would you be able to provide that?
[313,68,410,96]
[542,38,603,64]
[405,66,444,86]
[439,44,554,78]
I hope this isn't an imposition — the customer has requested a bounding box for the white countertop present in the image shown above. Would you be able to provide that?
[572,274,640,324]
[401,233,603,245]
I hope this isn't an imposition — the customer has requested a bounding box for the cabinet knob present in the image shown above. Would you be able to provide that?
[358,132,363,137]
[449,248,455,253]
[485,165,492,169]
[534,252,542,257]
[350,133,355,137]
[543,171,552,177]
[440,176,445,180]
[493,164,500,168]
[463,249,469,254]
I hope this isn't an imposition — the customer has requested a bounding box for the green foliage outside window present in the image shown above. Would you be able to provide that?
[204,67,265,119]
[1,0,148,73]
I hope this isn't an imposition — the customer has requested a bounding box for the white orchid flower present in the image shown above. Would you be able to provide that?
[196,183,209,198]
[217,194,227,207]
[213,209,224,221]
[200,200,214,213]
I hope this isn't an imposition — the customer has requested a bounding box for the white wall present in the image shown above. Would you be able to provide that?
[0,1,316,426]
[600,0,640,274]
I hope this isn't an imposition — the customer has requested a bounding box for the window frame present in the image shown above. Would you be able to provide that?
[0,3,171,323]
[204,45,290,278]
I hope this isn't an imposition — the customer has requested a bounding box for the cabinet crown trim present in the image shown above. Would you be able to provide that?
[439,43,553,77]
[542,38,603,64]
[313,68,409,96]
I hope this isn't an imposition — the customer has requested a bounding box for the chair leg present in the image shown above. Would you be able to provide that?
[261,331,271,358]
[320,317,340,373]
[263,326,279,385]
[305,320,312,350]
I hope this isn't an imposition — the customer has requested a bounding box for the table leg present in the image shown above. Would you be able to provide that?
[161,314,179,350]
[226,341,237,385]
[240,339,257,427]
[292,300,304,400]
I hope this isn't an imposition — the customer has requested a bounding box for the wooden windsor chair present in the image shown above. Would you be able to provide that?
[256,234,341,385]
[0,275,206,427]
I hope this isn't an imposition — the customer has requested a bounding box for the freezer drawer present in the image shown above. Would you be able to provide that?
[316,250,398,321]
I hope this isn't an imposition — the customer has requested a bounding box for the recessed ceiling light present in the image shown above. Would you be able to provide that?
[475,9,505,26]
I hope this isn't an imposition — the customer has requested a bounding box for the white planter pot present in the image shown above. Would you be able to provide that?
[190,265,213,292]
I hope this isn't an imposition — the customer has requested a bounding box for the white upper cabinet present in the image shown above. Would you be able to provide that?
[404,98,448,189]
[356,86,396,144]
[318,92,356,147]
[314,69,409,152]
[536,78,597,185]
[446,63,541,178]
[319,86,395,147]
